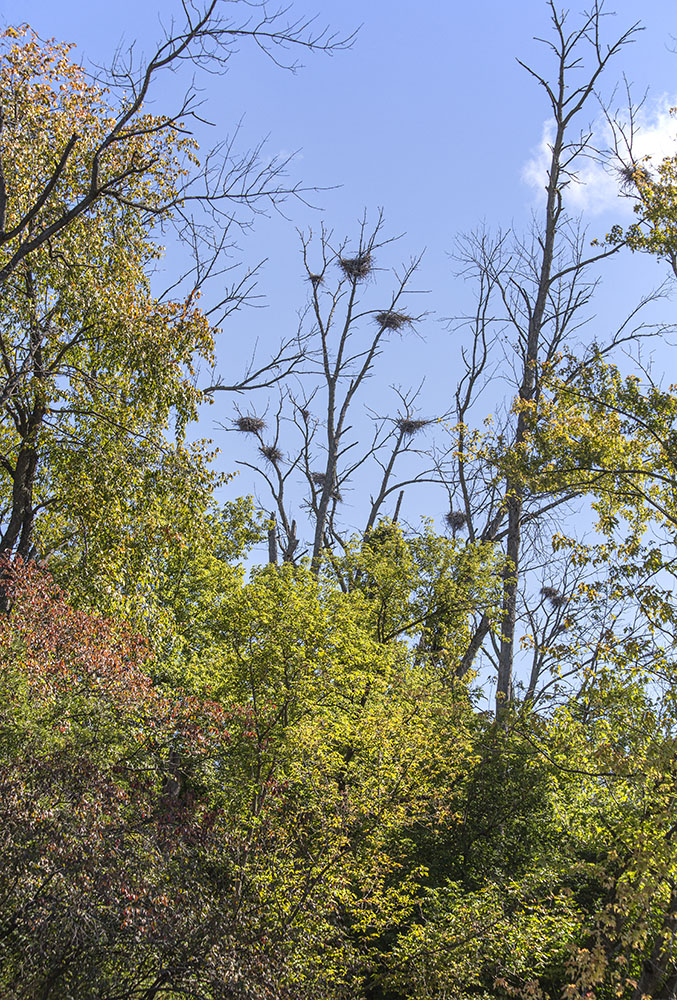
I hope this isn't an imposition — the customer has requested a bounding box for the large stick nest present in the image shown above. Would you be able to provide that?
[397,417,429,436]
[311,471,342,502]
[376,310,413,332]
[235,415,265,434]
[541,586,566,608]
[260,444,283,465]
[618,162,652,190]
[338,252,372,280]
[445,510,467,531]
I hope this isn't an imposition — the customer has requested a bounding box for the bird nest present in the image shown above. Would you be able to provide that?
[260,444,283,464]
[376,310,413,331]
[308,273,324,286]
[397,417,429,436]
[311,471,342,501]
[235,415,265,434]
[541,586,566,607]
[338,252,372,280]
[618,162,652,190]
[445,510,467,531]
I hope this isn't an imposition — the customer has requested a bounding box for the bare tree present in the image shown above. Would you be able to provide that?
[231,215,445,574]
[436,1,644,717]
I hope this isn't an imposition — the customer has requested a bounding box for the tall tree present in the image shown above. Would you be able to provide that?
[0,8,348,593]
[231,215,444,573]
[438,2,642,715]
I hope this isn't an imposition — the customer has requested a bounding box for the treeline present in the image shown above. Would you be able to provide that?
[2,4,677,999]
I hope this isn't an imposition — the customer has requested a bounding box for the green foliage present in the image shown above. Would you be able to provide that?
[609,135,677,270]
[333,520,501,678]
[387,876,582,1000]
[6,15,677,1000]
[0,564,290,999]
[0,25,226,632]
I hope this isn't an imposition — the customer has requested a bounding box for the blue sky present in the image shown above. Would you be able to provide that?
[3,0,677,539]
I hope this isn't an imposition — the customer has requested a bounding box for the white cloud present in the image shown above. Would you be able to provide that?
[522,97,677,217]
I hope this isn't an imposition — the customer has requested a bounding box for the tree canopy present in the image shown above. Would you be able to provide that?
[3,2,677,998]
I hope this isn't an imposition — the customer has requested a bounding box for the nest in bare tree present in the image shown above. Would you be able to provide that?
[260,444,283,465]
[397,417,429,436]
[308,273,324,286]
[540,586,566,607]
[445,510,467,531]
[298,407,310,423]
[311,471,342,501]
[338,252,372,280]
[235,415,265,434]
[618,162,652,190]
[376,310,413,331]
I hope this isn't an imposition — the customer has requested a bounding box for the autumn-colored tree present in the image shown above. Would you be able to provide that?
[0,562,300,998]
[0,11,348,613]
[7,5,677,1000]
[0,557,490,1000]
